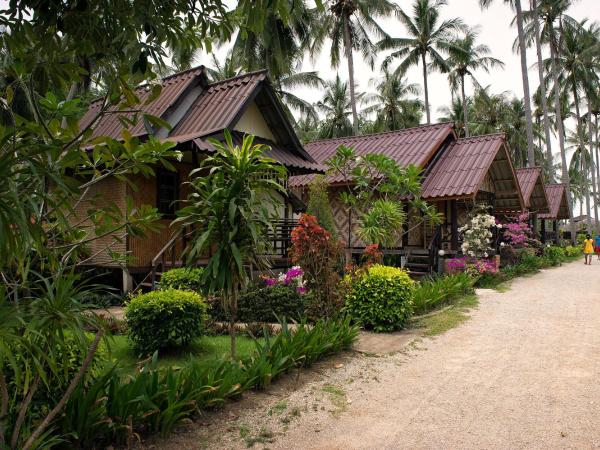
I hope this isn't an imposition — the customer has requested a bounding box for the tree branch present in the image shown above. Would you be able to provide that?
[22,330,105,450]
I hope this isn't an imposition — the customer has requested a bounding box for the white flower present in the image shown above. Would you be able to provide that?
[497,224,502,229]
[500,242,506,247]
[483,252,489,258]
[468,251,475,257]
[174,151,183,162]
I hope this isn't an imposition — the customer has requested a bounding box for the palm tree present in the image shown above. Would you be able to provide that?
[524,0,555,179]
[480,0,535,167]
[317,75,355,139]
[438,97,468,137]
[444,27,504,137]
[361,68,423,131]
[312,0,397,135]
[537,0,574,223]
[554,20,600,231]
[206,51,324,123]
[379,0,464,124]
[231,0,313,81]
[205,51,243,81]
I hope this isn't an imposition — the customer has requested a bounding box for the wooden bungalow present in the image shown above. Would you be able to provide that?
[74,67,321,291]
[290,127,525,275]
[515,167,550,238]
[538,184,571,243]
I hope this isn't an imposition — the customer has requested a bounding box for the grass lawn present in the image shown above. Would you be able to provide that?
[107,334,263,371]
[410,294,479,337]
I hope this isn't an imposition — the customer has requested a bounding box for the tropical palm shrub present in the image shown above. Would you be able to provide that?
[125,289,208,354]
[344,264,415,332]
[412,273,476,315]
[175,131,286,359]
[543,245,566,266]
[159,267,205,292]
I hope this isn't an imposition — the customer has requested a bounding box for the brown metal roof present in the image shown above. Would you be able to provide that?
[289,122,455,187]
[171,71,268,138]
[515,167,549,213]
[539,184,570,220]
[79,68,319,173]
[193,132,323,174]
[80,67,206,140]
[421,134,524,212]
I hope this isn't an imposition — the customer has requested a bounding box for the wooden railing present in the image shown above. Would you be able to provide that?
[266,219,298,258]
[428,225,443,273]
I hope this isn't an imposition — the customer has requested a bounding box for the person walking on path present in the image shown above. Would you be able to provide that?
[595,233,600,261]
[584,234,595,265]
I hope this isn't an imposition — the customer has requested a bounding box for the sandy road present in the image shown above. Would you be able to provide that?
[271,260,600,449]
[151,260,600,449]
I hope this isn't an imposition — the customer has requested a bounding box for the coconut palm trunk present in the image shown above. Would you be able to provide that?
[531,0,554,178]
[548,25,574,229]
[422,52,431,124]
[343,12,359,135]
[587,95,598,225]
[514,0,536,167]
[571,81,592,232]
[460,73,469,137]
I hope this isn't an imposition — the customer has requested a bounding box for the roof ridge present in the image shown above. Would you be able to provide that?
[306,122,454,145]
[206,69,268,88]
[455,133,505,143]
[159,65,206,81]
[515,166,543,171]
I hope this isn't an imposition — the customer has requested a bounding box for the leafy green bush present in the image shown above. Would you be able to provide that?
[565,245,582,257]
[412,273,476,315]
[125,289,208,354]
[159,267,204,292]
[209,282,307,323]
[543,245,565,266]
[58,316,358,448]
[344,264,415,332]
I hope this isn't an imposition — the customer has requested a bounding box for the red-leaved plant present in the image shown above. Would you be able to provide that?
[289,214,343,319]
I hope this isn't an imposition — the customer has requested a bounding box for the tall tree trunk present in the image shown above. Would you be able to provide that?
[531,0,554,178]
[548,25,574,229]
[422,52,431,124]
[596,114,600,205]
[587,95,598,226]
[514,0,536,167]
[461,74,469,137]
[343,13,359,135]
[571,80,591,232]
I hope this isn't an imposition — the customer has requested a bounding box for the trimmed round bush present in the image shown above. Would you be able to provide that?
[125,289,208,354]
[344,264,415,332]
[159,267,204,292]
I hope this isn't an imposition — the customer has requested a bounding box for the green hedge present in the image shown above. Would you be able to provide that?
[159,267,204,292]
[125,289,208,354]
[210,282,307,323]
[344,264,415,332]
[57,316,359,448]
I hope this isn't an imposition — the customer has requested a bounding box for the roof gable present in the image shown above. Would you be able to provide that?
[80,67,207,140]
[539,184,570,220]
[422,134,524,212]
[515,167,549,213]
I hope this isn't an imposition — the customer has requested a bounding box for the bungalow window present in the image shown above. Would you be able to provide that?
[157,169,179,217]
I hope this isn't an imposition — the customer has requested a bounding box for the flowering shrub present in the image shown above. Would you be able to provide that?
[501,213,531,248]
[261,266,307,294]
[459,206,499,258]
[446,256,497,275]
[289,214,343,319]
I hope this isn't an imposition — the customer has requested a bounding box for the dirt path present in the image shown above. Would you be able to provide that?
[150,261,600,449]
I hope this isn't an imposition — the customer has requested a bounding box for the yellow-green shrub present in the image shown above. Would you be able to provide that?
[125,289,208,354]
[344,265,415,332]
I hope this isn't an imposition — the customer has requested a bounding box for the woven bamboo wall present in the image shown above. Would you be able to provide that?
[128,162,193,269]
[69,177,127,267]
